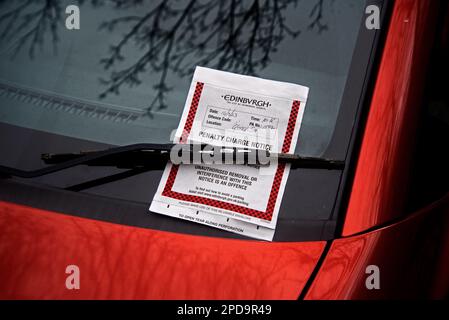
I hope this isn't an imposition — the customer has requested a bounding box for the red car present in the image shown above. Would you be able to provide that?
[0,0,448,299]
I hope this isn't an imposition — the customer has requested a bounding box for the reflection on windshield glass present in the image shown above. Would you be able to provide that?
[0,0,365,157]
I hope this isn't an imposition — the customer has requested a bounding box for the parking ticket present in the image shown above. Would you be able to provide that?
[150,67,309,240]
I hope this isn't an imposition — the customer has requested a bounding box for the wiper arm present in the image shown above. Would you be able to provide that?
[0,143,344,179]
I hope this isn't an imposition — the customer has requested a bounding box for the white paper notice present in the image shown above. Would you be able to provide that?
[150,67,309,241]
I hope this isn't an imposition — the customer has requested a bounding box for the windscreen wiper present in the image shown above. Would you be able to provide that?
[0,143,344,179]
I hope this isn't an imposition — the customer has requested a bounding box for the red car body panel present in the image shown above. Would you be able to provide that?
[342,0,439,236]
[0,201,324,299]
[306,193,449,300]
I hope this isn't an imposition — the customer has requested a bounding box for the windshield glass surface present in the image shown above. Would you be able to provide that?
[0,0,366,158]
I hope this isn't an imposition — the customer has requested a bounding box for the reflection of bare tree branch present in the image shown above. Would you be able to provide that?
[0,0,109,58]
[0,0,62,58]
[99,0,332,115]
[0,0,331,116]
[308,0,329,33]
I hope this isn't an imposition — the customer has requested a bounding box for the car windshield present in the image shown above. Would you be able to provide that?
[0,0,366,156]
[0,0,377,242]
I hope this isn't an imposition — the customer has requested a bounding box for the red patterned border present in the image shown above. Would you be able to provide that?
[180,82,204,143]
[163,82,301,221]
[265,100,301,215]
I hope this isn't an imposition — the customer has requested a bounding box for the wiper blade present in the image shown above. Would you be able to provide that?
[0,144,171,178]
[0,143,344,179]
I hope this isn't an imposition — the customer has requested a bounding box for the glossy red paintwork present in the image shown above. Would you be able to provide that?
[0,201,324,299]
[306,193,449,299]
[342,0,440,236]
[0,0,446,301]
